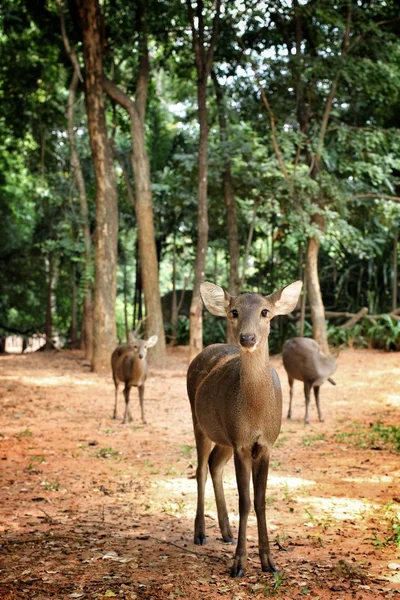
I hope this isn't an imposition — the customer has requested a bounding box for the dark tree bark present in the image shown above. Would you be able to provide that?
[66,69,94,361]
[75,0,119,371]
[71,262,78,346]
[187,0,221,362]
[211,71,240,299]
[102,24,166,361]
[44,254,54,350]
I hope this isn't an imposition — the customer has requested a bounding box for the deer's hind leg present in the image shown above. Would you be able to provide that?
[209,444,234,543]
[193,424,212,545]
[314,385,324,422]
[287,376,294,419]
[113,378,119,419]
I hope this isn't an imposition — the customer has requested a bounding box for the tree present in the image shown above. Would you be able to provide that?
[74,0,119,371]
[187,0,221,362]
[102,3,166,361]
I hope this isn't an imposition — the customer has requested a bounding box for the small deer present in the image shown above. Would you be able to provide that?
[111,335,158,424]
[187,280,302,577]
[282,337,337,424]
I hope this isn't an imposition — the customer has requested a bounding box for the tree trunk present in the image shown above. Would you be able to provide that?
[187,0,220,362]
[67,69,94,360]
[189,77,209,362]
[306,228,329,353]
[44,254,53,350]
[102,81,166,360]
[71,262,78,346]
[75,0,118,371]
[123,259,129,343]
[171,235,178,346]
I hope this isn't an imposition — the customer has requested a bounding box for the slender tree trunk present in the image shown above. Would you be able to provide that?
[75,0,119,371]
[211,71,240,297]
[102,82,166,360]
[393,228,398,311]
[306,221,329,353]
[67,69,94,360]
[189,78,209,362]
[187,0,220,362]
[171,235,178,346]
[44,254,53,350]
[71,262,78,345]
[123,260,129,343]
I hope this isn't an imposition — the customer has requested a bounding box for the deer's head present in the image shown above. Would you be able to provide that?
[128,334,158,360]
[201,281,302,352]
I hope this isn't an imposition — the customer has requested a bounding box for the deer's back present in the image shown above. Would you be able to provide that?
[283,337,337,385]
[187,344,282,449]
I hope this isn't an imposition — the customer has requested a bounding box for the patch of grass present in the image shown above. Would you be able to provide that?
[262,571,286,596]
[42,480,60,491]
[103,429,115,435]
[96,447,119,459]
[302,433,326,447]
[334,422,400,452]
[270,459,280,469]
[164,467,177,476]
[179,444,194,457]
[274,435,288,449]
[143,460,154,468]
[265,496,275,506]
[17,428,33,438]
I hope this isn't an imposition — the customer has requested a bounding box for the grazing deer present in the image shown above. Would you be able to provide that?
[187,280,302,577]
[111,335,158,424]
[282,337,337,424]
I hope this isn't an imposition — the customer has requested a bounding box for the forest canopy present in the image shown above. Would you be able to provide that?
[0,0,399,368]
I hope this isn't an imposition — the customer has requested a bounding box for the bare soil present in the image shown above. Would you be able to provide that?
[0,347,399,600]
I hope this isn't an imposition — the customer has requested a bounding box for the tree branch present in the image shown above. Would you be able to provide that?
[348,194,400,202]
[56,0,83,82]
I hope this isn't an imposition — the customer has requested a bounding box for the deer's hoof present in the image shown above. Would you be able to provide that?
[230,565,245,578]
[262,564,278,573]
[222,535,235,544]
[142,419,147,425]
[287,414,292,420]
[194,534,206,545]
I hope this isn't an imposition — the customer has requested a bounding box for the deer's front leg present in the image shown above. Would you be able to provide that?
[252,451,277,573]
[193,425,212,545]
[231,449,252,577]
[138,385,146,424]
[122,386,132,424]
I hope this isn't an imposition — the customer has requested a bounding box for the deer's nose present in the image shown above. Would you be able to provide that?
[240,334,256,347]
[138,354,144,359]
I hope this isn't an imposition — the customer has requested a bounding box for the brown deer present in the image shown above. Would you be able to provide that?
[282,337,337,424]
[187,280,302,578]
[111,335,158,424]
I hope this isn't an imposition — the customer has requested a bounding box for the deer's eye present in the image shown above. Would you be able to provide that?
[261,309,269,318]
[134,345,138,349]
[231,309,239,319]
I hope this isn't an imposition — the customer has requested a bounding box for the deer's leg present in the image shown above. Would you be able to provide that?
[193,425,212,545]
[209,444,234,543]
[138,385,146,424]
[122,385,132,424]
[304,381,312,425]
[231,449,252,578]
[252,451,277,573]
[314,385,324,422]
[113,380,119,419]
[287,376,294,419]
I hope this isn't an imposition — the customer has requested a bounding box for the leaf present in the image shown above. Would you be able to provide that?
[104,591,117,598]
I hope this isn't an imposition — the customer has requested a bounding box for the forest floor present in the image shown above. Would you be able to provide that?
[0,347,399,600]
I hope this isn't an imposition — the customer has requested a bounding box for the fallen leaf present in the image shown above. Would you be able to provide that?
[104,591,117,598]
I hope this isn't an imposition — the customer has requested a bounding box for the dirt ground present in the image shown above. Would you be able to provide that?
[0,347,399,600]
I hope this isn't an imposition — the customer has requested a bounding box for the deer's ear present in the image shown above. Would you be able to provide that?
[266,280,302,316]
[146,335,158,348]
[200,282,231,317]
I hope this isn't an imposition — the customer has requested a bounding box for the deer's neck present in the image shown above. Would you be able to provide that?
[239,343,274,406]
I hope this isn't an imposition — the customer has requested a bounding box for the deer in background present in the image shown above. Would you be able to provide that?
[282,337,337,425]
[187,280,302,578]
[111,335,158,424]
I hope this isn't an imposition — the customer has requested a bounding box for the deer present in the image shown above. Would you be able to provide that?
[111,335,158,424]
[282,337,337,425]
[187,280,302,578]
